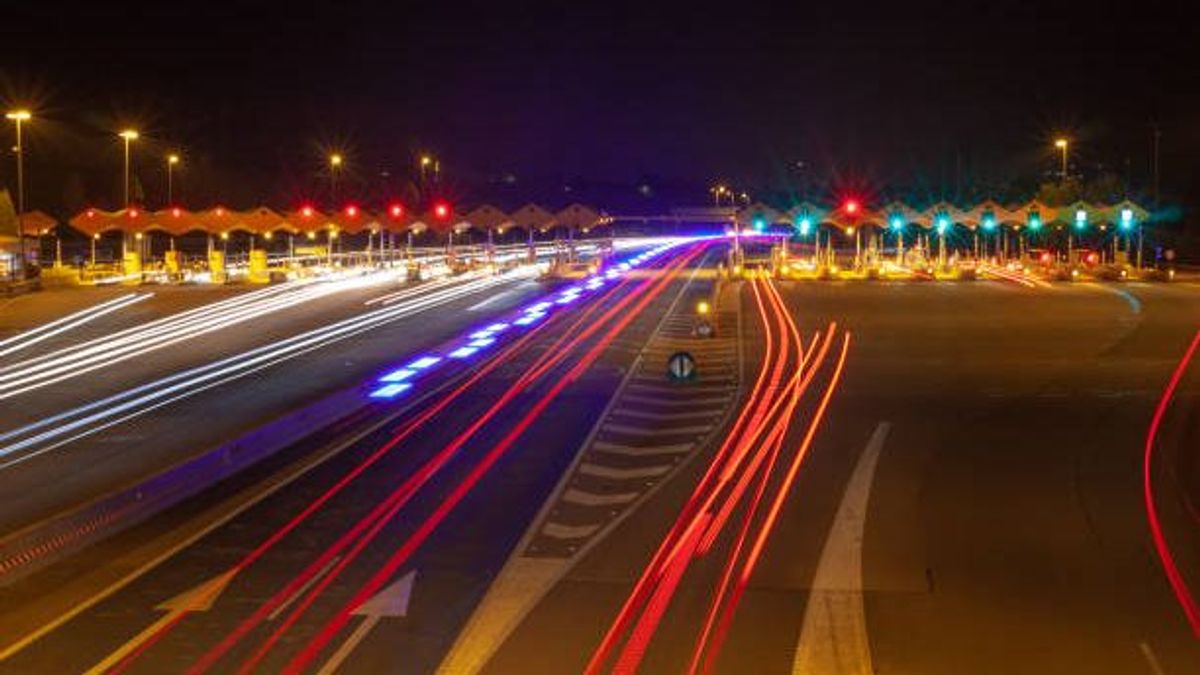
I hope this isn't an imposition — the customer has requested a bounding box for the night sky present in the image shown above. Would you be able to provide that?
[1,0,1197,215]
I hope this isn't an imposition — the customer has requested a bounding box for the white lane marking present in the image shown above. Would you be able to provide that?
[609,408,717,421]
[792,421,890,675]
[467,290,515,311]
[1139,640,1166,675]
[601,423,712,437]
[576,463,673,480]
[561,489,640,507]
[591,441,694,457]
[540,522,604,539]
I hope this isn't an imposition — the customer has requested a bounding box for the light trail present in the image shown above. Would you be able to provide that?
[0,274,420,400]
[172,243,701,674]
[1143,329,1200,638]
[0,293,153,358]
[279,244,708,674]
[699,332,851,672]
[0,271,534,469]
[586,272,850,674]
[191,255,670,674]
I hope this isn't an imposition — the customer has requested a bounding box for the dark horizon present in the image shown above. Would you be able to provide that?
[2,1,1196,216]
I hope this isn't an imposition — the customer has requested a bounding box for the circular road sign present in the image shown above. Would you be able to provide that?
[667,351,697,382]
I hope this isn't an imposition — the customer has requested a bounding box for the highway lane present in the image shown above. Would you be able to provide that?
[481,279,1200,674]
[0,241,712,673]
[6,271,1200,674]
[0,271,546,535]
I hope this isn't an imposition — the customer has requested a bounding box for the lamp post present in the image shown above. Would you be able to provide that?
[1055,138,1068,182]
[167,153,180,206]
[7,110,31,275]
[119,129,139,208]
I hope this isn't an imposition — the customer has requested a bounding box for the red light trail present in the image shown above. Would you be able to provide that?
[1143,329,1200,638]
[585,271,852,674]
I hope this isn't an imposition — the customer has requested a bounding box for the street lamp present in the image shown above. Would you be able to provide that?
[6,109,31,277]
[1054,138,1068,182]
[166,153,180,206]
[420,154,439,183]
[329,153,343,203]
[119,129,139,208]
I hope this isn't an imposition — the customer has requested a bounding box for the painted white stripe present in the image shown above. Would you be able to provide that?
[592,441,693,457]
[577,462,673,480]
[610,408,717,421]
[601,423,712,436]
[540,521,603,539]
[561,488,640,507]
[621,395,732,407]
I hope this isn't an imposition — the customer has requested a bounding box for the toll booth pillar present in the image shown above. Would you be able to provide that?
[164,250,182,279]
[208,250,227,284]
[248,248,269,284]
[122,251,142,283]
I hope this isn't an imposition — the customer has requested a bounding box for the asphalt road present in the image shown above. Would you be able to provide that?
[484,278,1200,674]
[4,259,1200,674]
[0,242,713,673]
[0,272,544,533]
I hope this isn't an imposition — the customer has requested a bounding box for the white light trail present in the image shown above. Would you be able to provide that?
[0,268,535,469]
[0,293,152,358]
[0,274,407,400]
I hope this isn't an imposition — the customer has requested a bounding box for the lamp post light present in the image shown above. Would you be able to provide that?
[329,153,343,203]
[167,153,180,206]
[1055,138,1069,182]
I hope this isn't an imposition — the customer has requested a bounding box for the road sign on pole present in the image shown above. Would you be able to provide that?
[667,351,696,382]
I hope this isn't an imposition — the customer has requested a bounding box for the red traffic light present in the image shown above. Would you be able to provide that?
[389,203,404,218]
[171,207,182,217]
[434,202,450,220]
[128,208,139,218]
[843,199,859,214]
[301,205,315,218]
[345,204,359,217]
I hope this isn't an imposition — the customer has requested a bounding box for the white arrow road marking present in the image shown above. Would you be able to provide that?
[792,421,889,675]
[83,570,236,675]
[315,570,416,675]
